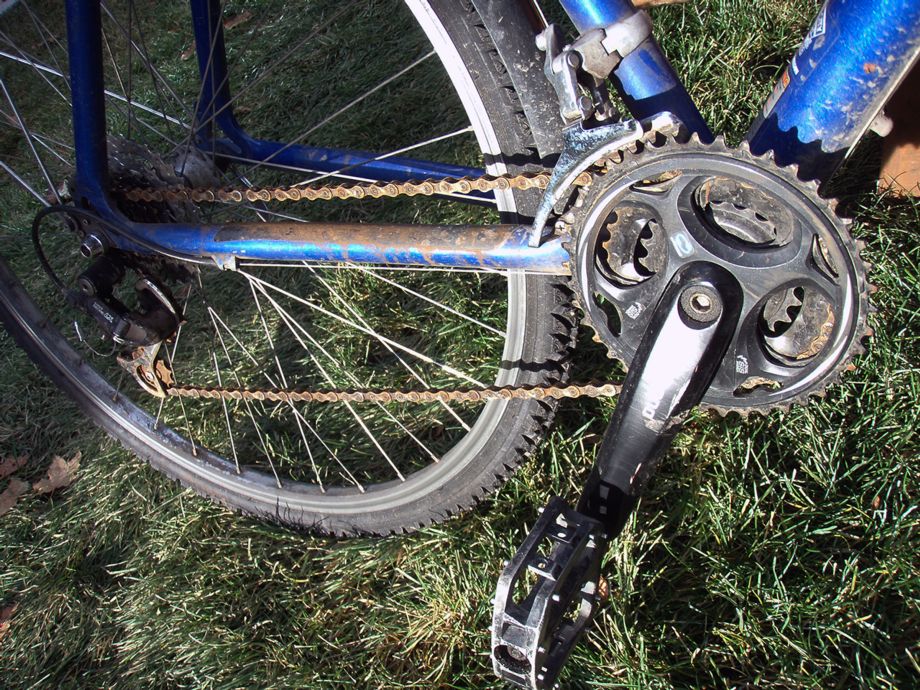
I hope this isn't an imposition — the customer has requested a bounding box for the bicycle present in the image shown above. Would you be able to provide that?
[0,0,914,687]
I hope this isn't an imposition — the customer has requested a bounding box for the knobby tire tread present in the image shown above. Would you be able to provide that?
[0,0,574,535]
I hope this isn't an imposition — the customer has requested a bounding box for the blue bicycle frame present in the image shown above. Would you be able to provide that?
[63,0,920,272]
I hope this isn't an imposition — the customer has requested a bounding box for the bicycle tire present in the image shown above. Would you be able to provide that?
[0,0,574,534]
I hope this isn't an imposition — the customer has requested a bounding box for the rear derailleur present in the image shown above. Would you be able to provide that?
[33,209,185,397]
[72,249,183,397]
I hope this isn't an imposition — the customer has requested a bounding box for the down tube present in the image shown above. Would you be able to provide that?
[747,0,920,179]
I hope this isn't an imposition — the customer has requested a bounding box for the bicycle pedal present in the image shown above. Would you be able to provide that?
[491,497,607,689]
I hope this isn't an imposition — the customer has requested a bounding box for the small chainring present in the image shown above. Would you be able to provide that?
[566,135,871,414]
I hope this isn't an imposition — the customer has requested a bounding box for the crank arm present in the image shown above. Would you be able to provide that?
[491,264,741,688]
[578,263,742,533]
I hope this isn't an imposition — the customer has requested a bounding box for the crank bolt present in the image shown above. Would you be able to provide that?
[679,285,722,323]
[691,293,711,311]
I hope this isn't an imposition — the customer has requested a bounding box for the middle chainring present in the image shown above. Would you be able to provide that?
[566,135,870,414]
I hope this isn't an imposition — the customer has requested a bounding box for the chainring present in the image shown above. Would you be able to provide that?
[566,135,872,415]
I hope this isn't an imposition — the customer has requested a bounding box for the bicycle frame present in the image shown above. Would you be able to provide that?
[63,0,920,272]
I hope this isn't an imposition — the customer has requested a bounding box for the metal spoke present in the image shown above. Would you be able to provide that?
[0,76,61,204]
[20,1,68,78]
[241,50,436,176]
[205,298,363,490]
[239,269,485,387]
[0,159,50,206]
[210,348,240,474]
[307,265,471,434]
[0,40,178,149]
[186,0,360,141]
[177,0,228,171]
[0,32,71,105]
[0,49,188,130]
[153,286,195,441]
[294,126,477,188]
[0,119,72,166]
[161,346,199,458]
[100,0,192,122]
[247,278,408,481]
[101,24,132,138]
[249,282,327,490]
[207,310,282,487]
[350,263,505,337]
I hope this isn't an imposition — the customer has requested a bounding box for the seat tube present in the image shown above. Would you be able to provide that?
[559,0,712,140]
[64,0,109,201]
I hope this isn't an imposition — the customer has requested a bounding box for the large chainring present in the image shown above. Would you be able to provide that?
[566,135,871,414]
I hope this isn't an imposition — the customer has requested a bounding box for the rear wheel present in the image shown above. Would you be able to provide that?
[0,0,572,534]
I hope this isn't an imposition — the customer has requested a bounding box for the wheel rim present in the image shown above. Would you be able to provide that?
[0,0,545,514]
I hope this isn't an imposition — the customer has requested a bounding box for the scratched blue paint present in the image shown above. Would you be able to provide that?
[748,0,920,173]
[63,0,919,274]
[105,221,569,272]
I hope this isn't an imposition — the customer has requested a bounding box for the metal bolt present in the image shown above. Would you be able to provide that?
[690,292,712,313]
[80,233,105,259]
[77,276,95,296]
[680,285,722,323]
[506,646,527,662]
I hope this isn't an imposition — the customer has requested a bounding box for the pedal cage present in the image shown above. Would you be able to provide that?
[491,497,607,689]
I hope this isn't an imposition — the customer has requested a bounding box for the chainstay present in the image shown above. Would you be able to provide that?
[120,171,592,205]
[163,381,621,404]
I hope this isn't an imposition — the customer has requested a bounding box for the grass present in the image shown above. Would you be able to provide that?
[1,0,918,688]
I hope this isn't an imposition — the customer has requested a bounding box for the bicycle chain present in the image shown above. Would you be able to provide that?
[121,169,614,404]
[121,170,592,205]
[163,381,621,404]
[120,135,867,412]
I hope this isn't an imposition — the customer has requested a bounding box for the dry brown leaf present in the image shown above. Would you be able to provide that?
[0,455,27,481]
[0,601,18,644]
[0,478,29,517]
[32,452,81,494]
[223,9,253,31]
